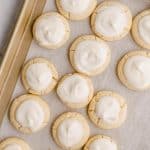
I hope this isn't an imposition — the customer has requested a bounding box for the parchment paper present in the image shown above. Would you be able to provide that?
[0,0,150,150]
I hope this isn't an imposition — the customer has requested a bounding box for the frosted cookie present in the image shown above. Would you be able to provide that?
[57,73,94,109]
[33,12,70,49]
[88,91,127,129]
[91,1,132,41]
[21,57,58,95]
[132,9,150,49]
[117,50,150,91]
[52,112,90,150]
[0,137,31,150]
[69,35,111,76]
[9,94,50,134]
[84,135,117,150]
[56,0,97,20]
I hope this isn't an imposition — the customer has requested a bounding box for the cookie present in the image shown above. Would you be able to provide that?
[9,94,50,134]
[52,112,90,150]
[132,9,150,50]
[56,0,97,20]
[88,91,127,129]
[33,12,70,49]
[91,1,132,41]
[21,57,58,95]
[69,35,111,76]
[0,137,31,150]
[84,135,117,150]
[57,73,94,109]
[117,50,150,91]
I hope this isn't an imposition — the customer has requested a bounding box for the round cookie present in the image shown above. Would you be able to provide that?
[57,73,94,109]
[69,35,111,76]
[21,57,58,95]
[33,12,70,49]
[84,135,117,150]
[9,94,50,134]
[0,137,31,150]
[52,112,90,150]
[56,0,97,20]
[117,50,150,91]
[91,1,132,41]
[132,9,150,49]
[88,91,127,129]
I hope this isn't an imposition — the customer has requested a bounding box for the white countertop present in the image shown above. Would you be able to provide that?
[0,0,150,150]
[0,0,24,56]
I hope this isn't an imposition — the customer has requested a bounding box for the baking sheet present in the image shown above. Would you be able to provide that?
[0,0,150,149]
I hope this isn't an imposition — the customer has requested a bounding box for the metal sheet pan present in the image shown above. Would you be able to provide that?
[0,0,150,150]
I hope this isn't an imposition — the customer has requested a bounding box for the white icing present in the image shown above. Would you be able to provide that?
[57,74,90,103]
[95,4,129,37]
[57,118,84,148]
[124,55,150,89]
[35,14,66,46]
[4,144,22,150]
[139,15,150,44]
[96,96,121,123]
[89,138,117,150]
[16,100,44,131]
[60,0,91,14]
[26,63,52,91]
[74,39,109,74]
